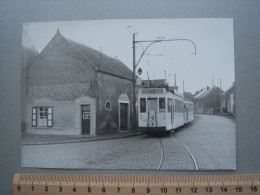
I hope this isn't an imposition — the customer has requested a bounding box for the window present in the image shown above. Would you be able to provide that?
[175,100,183,113]
[105,101,111,110]
[140,98,146,113]
[159,97,165,113]
[32,107,53,127]
[47,107,53,126]
[168,98,172,113]
[32,108,37,127]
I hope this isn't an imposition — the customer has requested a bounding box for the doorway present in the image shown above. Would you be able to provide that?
[118,94,130,131]
[119,103,128,131]
[81,104,90,135]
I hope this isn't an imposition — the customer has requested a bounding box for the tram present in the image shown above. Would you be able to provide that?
[138,87,193,133]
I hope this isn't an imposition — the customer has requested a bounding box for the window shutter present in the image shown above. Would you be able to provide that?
[47,107,53,127]
[32,107,37,127]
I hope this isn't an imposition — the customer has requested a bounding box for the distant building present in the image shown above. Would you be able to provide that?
[193,86,223,114]
[23,30,134,136]
[183,92,193,101]
[221,83,235,114]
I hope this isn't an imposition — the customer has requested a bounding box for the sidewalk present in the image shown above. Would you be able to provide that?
[21,130,141,145]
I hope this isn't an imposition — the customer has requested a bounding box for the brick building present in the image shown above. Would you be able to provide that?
[23,30,134,135]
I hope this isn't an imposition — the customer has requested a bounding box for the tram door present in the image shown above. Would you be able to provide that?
[81,104,90,135]
[171,105,174,124]
[186,108,189,122]
[147,98,157,127]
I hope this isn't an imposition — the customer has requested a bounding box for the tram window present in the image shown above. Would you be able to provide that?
[159,98,165,113]
[140,98,146,113]
[168,98,172,113]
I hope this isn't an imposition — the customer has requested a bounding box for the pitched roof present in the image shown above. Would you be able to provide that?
[224,83,235,96]
[58,32,133,80]
[193,87,213,99]
[193,86,223,99]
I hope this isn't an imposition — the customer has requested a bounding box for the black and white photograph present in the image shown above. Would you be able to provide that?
[21,18,236,170]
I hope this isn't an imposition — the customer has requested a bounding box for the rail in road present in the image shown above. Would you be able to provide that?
[157,133,199,170]
[172,135,199,170]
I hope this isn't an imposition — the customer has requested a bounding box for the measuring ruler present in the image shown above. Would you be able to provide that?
[13,174,260,195]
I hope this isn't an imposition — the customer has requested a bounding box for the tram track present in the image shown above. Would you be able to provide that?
[157,138,164,170]
[156,133,199,170]
[172,134,199,170]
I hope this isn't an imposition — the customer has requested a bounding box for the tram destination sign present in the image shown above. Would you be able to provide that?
[140,88,165,94]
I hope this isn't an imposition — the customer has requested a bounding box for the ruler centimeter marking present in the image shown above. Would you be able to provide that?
[13,174,260,195]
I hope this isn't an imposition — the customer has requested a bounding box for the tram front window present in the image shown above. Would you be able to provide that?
[147,98,158,113]
[140,98,146,113]
[159,97,165,113]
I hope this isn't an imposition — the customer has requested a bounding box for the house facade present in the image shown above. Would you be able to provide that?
[193,86,223,114]
[221,83,235,114]
[23,30,133,136]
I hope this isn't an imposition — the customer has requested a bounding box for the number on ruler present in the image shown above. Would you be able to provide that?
[17,185,21,191]
[236,186,243,192]
[160,187,167,193]
[176,187,182,193]
[221,186,228,192]
[251,186,258,192]
[191,187,198,193]
[206,187,212,193]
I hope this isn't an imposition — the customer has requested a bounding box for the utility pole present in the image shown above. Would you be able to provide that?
[174,73,176,88]
[131,32,196,131]
[132,33,137,131]
[213,76,215,114]
[220,78,222,113]
[164,71,167,86]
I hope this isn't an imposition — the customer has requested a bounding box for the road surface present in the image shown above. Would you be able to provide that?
[22,114,236,170]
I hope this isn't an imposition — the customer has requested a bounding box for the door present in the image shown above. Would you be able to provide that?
[171,105,174,124]
[81,104,90,135]
[120,103,128,130]
[147,98,157,127]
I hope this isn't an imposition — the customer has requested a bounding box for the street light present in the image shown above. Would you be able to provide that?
[132,33,197,130]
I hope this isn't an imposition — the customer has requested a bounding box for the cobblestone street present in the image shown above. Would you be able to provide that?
[22,114,236,170]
